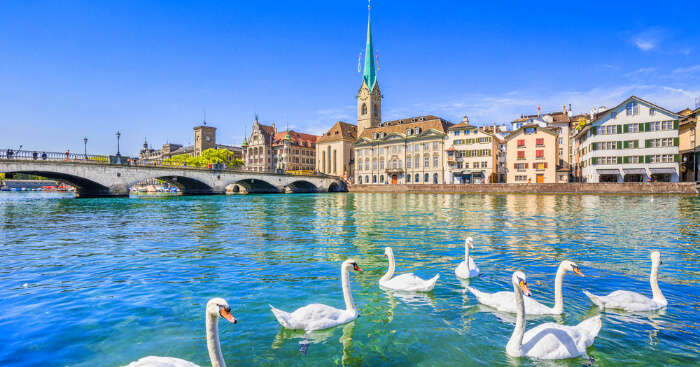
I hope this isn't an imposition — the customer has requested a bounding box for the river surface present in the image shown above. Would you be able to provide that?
[1,192,698,366]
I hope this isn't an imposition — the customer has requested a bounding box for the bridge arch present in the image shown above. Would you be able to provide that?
[227,178,280,194]
[0,169,110,197]
[284,180,319,193]
[128,175,214,195]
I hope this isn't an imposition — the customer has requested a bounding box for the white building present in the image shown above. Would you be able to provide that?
[576,96,681,183]
[444,117,503,183]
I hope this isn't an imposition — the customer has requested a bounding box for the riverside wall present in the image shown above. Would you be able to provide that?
[347,182,698,195]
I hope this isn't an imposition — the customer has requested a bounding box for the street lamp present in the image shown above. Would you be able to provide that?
[115,131,121,164]
[83,137,88,160]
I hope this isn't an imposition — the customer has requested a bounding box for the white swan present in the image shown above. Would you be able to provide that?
[468,260,583,315]
[379,247,439,292]
[583,251,667,312]
[455,236,480,279]
[506,271,602,360]
[124,298,237,367]
[270,259,362,331]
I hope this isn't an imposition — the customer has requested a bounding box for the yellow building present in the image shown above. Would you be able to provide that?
[678,108,700,181]
[505,124,562,183]
[316,121,357,178]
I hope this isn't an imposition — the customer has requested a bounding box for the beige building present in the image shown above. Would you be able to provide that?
[444,116,503,183]
[316,121,357,178]
[505,124,561,183]
[354,115,451,185]
[242,116,276,172]
[271,130,318,172]
[676,108,699,181]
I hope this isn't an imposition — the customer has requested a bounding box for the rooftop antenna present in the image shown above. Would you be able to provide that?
[202,108,207,125]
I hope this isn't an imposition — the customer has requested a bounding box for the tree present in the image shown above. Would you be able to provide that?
[163,148,242,168]
[0,173,5,180]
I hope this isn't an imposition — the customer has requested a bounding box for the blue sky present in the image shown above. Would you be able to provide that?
[1,1,699,155]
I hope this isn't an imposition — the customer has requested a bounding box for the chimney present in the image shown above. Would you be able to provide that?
[563,105,566,114]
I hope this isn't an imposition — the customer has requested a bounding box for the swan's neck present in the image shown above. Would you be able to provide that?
[650,263,666,305]
[464,243,471,269]
[206,313,226,367]
[380,253,395,283]
[506,280,525,357]
[552,264,566,313]
[342,265,357,315]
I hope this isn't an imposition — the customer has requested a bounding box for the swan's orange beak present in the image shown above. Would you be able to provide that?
[220,308,237,324]
[572,266,584,277]
[353,263,363,272]
[519,280,531,297]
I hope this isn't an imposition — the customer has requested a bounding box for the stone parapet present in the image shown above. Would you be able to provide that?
[348,182,698,195]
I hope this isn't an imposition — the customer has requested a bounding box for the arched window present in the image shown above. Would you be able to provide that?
[358,176,362,184]
[372,175,377,183]
[365,175,369,183]
[373,104,378,115]
[361,103,367,115]
[406,174,411,183]
[424,173,429,183]
[433,173,439,184]
[380,175,384,183]
[415,173,420,182]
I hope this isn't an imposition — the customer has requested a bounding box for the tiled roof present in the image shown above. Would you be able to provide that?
[258,123,275,137]
[358,115,453,140]
[318,121,358,143]
[272,130,319,147]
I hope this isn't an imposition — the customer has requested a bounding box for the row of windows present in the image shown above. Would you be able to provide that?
[453,137,492,145]
[582,138,679,154]
[357,173,440,184]
[616,102,656,117]
[357,155,441,171]
[517,150,546,159]
[454,161,489,169]
[514,175,528,181]
[356,142,441,156]
[453,128,479,136]
[513,162,549,170]
[516,138,546,147]
[588,120,678,137]
[585,154,680,166]
[451,149,492,158]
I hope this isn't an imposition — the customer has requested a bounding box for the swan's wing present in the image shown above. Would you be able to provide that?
[270,304,295,329]
[598,290,657,311]
[522,321,593,360]
[286,303,351,331]
[383,273,439,292]
[468,290,554,314]
[456,260,479,278]
[122,356,200,367]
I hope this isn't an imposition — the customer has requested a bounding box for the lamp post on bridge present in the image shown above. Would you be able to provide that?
[115,131,121,164]
[83,137,88,160]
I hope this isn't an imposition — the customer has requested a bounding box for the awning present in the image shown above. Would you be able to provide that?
[649,167,676,174]
[623,168,646,175]
[596,169,620,175]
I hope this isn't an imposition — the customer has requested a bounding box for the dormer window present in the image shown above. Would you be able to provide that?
[406,128,412,135]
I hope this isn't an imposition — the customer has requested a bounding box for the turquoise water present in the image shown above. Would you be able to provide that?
[0,192,698,366]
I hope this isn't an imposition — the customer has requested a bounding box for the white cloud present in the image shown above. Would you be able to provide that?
[630,28,666,52]
[672,65,700,75]
[635,39,656,51]
[624,67,656,78]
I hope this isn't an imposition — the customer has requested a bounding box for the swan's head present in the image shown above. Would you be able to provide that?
[561,260,584,276]
[383,247,393,258]
[465,237,474,249]
[343,258,363,272]
[206,298,237,324]
[512,271,531,297]
[651,251,662,266]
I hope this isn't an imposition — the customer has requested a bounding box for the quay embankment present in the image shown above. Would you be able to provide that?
[348,182,699,195]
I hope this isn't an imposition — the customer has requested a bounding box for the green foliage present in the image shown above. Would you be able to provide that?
[0,173,5,180]
[576,118,587,131]
[89,156,109,163]
[163,148,242,168]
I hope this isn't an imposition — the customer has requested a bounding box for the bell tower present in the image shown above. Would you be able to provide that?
[357,2,381,136]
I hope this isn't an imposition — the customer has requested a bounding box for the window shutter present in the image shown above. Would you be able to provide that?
[525,163,528,168]
[645,122,650,131]
[592,127,597,135]
[544,162,548,168]
[635,140,639,148]
[617,125,622,134]
[514,163,517,169]
[624,124,629,133]
[592,143,598,151]
[674,154,680,163]
[617,141,622,149]
[592,157,597,165]
[645,155,651,163]
[639,155,644,163]
[674,137,679,146]
[645,140,651,148]
[674,120,679,129]
[623,156,629,164]
[617,156,622,164]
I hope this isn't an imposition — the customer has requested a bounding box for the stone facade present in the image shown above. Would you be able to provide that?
[242,116,276,172]
[193,125,216,156]
[354,115,451,185]
[505,124,560,183]
[576,96,681,183]
[316,121,357,178]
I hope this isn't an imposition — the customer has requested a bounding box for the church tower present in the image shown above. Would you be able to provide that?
[357,3,381,136]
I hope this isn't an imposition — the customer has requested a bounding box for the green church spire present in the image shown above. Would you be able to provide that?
[363,2,377,92]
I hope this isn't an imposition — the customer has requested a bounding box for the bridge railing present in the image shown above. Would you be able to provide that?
[0,148,342,179]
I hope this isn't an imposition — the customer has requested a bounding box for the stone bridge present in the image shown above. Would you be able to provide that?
[0,160,346,197]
